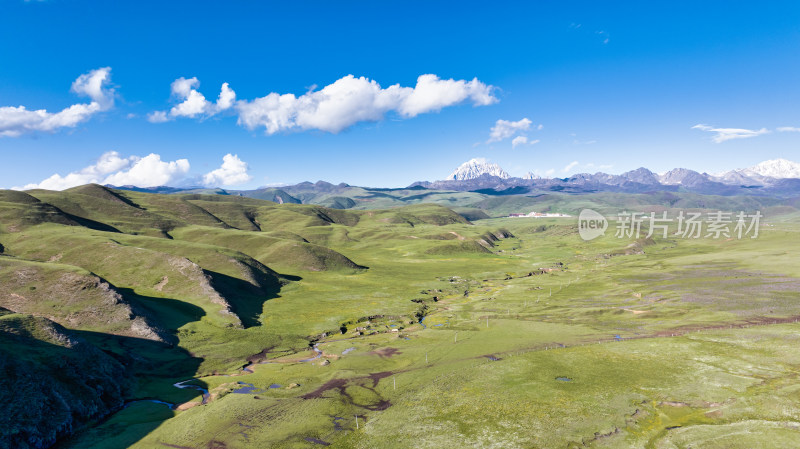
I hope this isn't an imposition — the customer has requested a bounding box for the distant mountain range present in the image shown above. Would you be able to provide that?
[110,158,800,210]
[409,158,800,197]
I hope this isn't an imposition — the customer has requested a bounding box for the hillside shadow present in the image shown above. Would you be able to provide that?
[204,270,282,328]
[0,314,140,449]
[62,211,122,233]
[0,307,206,449]
[47,286,213,448]
[54,330,207,449]
[116,288,206,336]
[278,273,303,282]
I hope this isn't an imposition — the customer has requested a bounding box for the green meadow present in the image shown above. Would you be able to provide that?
[2,186,800,448]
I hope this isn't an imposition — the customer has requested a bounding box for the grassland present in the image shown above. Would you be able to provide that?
[2,185,800,448]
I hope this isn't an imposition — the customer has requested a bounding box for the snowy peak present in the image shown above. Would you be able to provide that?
[446,158,510,181]
[711,170,763,186]
[741,158,800,179]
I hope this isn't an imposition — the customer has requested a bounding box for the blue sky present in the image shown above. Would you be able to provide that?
[2,0,800,189]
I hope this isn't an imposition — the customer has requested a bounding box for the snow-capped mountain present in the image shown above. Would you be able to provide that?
[417,157,800,197]
[711,170,763,186]
[739,158,800,179]
[446,158,510,180]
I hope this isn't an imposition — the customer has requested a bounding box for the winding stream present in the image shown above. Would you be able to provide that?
[173,379,210,404]
[299,344,323,362]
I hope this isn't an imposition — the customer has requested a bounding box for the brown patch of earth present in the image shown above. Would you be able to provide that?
[368,347,401,358]
[154,276,169,291]
[175,401,200,411]
[624,309,648,314]
[367,371,393,387]
[301,378,349,399]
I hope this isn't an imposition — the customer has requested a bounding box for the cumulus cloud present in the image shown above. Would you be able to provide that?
[72,67,115,109]
[103,154,190,187]
[202,153,252,186]
[692,124,769,143]
[15,151,190,190]
[488,118,532,143]
[150,74,497,133]
[0,67,114,137]
[15,151,130,190]
[148,78,236,123]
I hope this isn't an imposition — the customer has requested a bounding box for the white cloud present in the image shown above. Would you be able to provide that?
[15,151,190,190]
[396,74,496,117]
[147,110,169,123]
[0,67,114,137]
[216,83,236,110]
[511,136,540,148]
[15,151,130,190]
[692,124,769,143]
[777,126,800,132]
[488,118,532,143]
[563,161,579,173]
[202,153,252,187]
[102,154,190,187]
[71,67,115,109]
[487,117,543,148]
[170,77,209,117]
[151,74,496,134]
[149,78,236,123]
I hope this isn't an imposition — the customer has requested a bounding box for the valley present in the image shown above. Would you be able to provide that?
[2,185,800,447]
